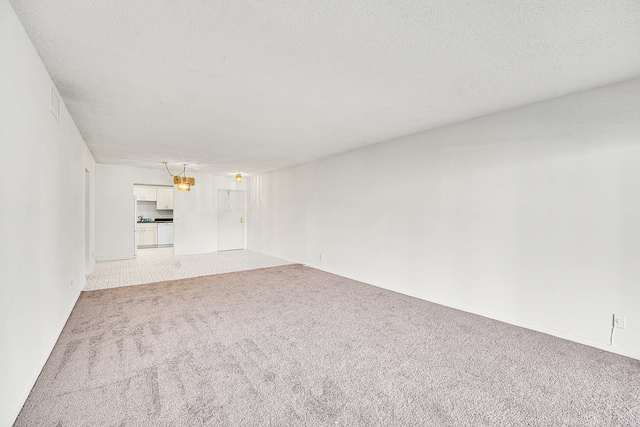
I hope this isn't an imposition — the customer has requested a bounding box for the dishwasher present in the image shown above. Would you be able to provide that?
[157,222,174,247]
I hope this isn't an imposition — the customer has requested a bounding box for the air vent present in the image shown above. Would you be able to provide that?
[50,85,60,122]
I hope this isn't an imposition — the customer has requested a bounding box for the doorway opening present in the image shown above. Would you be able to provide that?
[84,169,91,274]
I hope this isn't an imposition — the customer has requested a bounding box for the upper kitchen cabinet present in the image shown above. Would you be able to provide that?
[156,187,174,210]
[133,186,157,201]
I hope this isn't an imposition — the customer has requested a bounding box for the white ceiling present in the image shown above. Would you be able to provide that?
[9,0,640,176]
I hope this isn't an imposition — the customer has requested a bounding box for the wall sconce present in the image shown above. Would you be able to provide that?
[163,162,196,192]
[236,173,242,182]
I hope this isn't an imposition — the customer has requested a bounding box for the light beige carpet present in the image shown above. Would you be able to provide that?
[15,264,640,426]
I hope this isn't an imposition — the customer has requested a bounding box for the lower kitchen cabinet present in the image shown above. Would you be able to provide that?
[137,223,158,247]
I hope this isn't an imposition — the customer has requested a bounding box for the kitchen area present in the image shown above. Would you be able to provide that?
[134,185,174,250]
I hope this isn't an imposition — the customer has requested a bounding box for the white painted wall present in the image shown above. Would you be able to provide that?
[0,1,96,425]
[247,77,640,360]
[172,173,215,255]
[95,165,246,259]
[173,174,246,255]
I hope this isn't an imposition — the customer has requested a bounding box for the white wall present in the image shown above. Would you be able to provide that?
[247,77,640,360]
[172,174,246,255]
[172,172,215,255]
[0,1,96,425]
[96,165,246,259]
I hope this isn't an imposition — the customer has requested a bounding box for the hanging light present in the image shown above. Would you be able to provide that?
[236,173,242,182]
[163,162,196,192]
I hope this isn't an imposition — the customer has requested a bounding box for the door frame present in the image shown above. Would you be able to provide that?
[216,189,246,251]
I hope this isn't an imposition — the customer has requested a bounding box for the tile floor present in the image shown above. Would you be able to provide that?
[85,248,293,291]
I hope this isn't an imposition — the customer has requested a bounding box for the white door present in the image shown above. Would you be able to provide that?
[217,190,245,251]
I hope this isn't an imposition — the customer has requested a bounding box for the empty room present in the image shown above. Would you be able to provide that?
[1,0,640,425]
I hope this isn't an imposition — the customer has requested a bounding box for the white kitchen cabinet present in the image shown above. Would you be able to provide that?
[133,186,157,201]
[137,223,158,247]
[156,187,174,210]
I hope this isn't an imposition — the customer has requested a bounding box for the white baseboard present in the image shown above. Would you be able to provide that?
[300,261,640,361]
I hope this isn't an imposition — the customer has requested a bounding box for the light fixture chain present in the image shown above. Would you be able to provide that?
[163,162,195,191]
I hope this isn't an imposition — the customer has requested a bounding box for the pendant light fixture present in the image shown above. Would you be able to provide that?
[236,173,242,182]
[163,162,195,192]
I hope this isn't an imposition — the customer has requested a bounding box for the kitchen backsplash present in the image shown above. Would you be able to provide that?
[137,200,172,219]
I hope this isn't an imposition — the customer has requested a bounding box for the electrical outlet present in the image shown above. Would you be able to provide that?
[320,254,324,261]
[70,279,74,288]
[613,314,626,329]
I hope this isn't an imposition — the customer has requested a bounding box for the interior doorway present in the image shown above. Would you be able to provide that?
[84,169,91,273]
[217,190,245,251]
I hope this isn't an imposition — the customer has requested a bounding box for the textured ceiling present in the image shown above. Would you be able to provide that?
[8,0,640,176]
